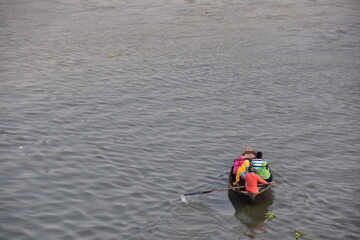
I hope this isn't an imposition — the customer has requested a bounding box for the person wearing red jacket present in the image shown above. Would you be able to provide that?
[245,166,268,193]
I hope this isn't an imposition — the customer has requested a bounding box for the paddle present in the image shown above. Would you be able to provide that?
[183,182,274,197]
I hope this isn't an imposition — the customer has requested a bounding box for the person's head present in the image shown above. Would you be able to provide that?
[248,166,254,172]
[256,151,262,158]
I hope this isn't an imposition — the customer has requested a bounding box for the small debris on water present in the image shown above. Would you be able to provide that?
[107,54,119,58]
[304,163,312,168]
[19,146,24,149]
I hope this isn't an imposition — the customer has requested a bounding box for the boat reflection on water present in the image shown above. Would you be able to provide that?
[228,189,274,239]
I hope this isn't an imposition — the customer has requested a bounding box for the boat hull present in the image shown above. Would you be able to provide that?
[228,167,273,204]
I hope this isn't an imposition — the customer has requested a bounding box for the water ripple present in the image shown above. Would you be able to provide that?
[1,0,359,239]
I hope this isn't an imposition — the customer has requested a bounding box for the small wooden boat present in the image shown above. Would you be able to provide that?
[228,167,273,204]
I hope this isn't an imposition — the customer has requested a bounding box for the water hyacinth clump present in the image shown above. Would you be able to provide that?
[265,210,276,220]
[294,229,306,239]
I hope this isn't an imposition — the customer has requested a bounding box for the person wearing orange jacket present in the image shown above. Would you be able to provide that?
[244,166,268,193]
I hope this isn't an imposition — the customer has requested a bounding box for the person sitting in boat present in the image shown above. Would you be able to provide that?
[256,161,271,182]
[232,156,245,177]
[251,151,264,172]
[233,159,251,185]
[242,145,256,159]
[244,166,269,193]
[240,166,250,180]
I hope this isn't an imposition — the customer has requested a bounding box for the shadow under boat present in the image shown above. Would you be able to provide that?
[228,189,274,238]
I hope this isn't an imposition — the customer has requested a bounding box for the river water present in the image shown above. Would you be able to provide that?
[0,0,359,239]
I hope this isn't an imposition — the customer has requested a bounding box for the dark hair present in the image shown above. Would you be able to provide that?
[248,166,254,172]
[256,151,262,158]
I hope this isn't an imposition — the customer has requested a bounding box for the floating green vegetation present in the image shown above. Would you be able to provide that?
[37,67,41,72]
[304,163,312,168]
[265,210,276,219]
[294,229,306,239]
[107,54,119,58]
[107,53,132,58]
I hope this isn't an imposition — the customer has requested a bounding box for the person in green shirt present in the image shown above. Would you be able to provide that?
[256,161,271,181]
